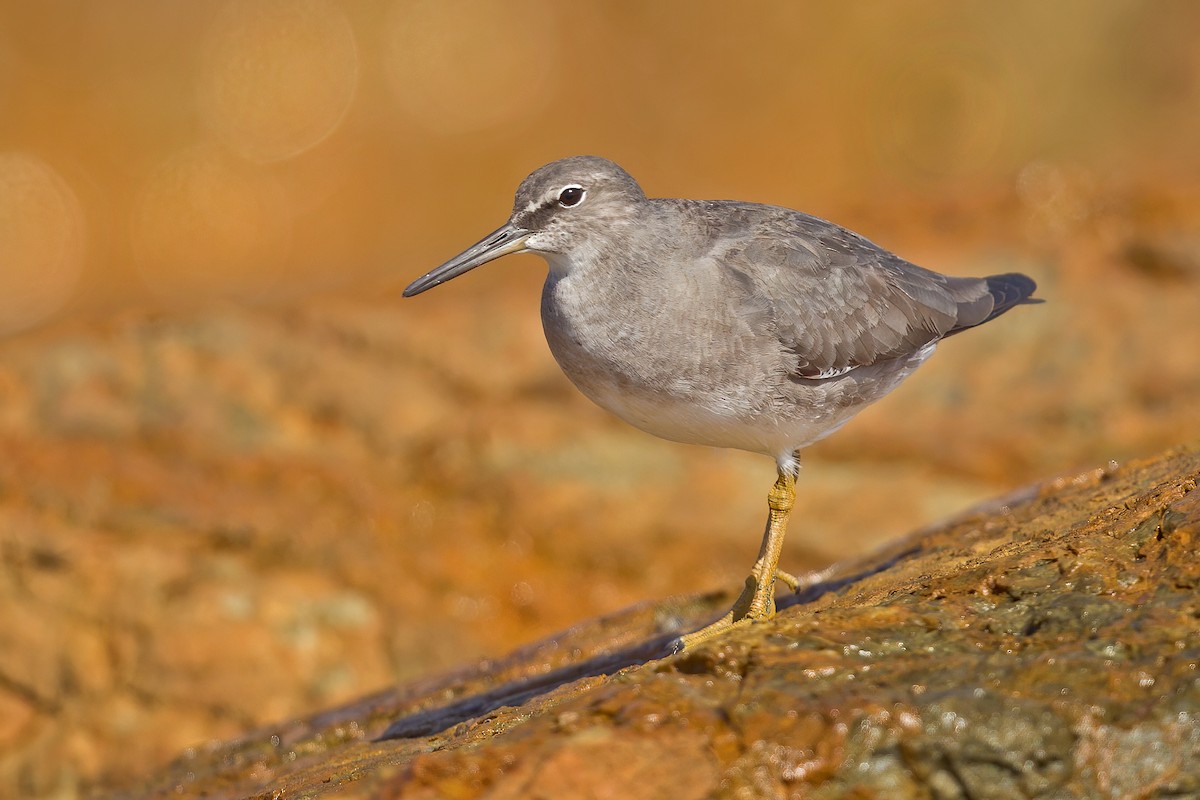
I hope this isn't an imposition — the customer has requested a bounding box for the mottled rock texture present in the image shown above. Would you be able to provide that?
[114,447,1200,799]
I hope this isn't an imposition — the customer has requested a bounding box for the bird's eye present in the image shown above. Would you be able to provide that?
[558,185,585,207]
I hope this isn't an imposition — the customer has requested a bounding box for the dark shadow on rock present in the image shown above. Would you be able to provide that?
[779,544,922,611]
[378,632,680,740]
[381,549,919,740]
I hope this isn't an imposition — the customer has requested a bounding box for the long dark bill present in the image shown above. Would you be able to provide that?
[403,223,531,297]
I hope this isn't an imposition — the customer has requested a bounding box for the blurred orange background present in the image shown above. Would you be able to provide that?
[1,1,1199,795]
[2,1,1196,331]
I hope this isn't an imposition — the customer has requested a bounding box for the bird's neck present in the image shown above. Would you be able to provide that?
[542,205,667,282]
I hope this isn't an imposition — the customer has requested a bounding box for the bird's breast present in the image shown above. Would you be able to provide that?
[538,267,794,451]
[540,269,667,402]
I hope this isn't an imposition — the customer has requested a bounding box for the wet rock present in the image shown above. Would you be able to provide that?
[109,447,1200,799]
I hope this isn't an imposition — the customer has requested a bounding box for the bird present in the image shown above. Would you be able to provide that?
[403,156,1038,652]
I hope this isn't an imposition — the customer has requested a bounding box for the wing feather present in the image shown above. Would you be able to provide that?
[706,205,996,379]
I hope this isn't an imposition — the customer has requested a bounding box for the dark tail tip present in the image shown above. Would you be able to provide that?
[982,272,1040,323]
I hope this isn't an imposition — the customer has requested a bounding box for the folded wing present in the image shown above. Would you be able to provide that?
[714,209,1037,380]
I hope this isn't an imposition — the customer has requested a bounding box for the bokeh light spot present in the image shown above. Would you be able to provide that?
[130,146,292,303]
[0,152,86,336]
[199,0,359,163]
[384,0,558,135]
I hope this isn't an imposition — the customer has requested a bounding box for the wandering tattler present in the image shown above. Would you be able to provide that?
[404,156,1038,651]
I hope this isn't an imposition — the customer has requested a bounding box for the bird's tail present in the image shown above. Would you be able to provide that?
[945,272,1040,337]
[981,272,1039,323]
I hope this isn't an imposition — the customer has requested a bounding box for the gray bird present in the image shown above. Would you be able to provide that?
[404,156,1037,651]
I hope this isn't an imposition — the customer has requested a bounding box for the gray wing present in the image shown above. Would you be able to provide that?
[708,204,1011,379]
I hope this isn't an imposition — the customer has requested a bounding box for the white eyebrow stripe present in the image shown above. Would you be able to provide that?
[523,185,576,215]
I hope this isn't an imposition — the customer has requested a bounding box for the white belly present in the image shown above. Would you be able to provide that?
[576,372,855,457]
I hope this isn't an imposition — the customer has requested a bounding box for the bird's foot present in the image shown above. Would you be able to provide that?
[670,573,779,653]
[670,610,753,653]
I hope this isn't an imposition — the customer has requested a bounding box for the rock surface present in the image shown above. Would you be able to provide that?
[109,447,1200,799]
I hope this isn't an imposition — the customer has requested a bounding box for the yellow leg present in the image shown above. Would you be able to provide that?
[674,466,797,652]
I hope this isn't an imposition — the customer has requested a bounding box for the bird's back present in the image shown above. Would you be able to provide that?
[667,199,1037,379]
